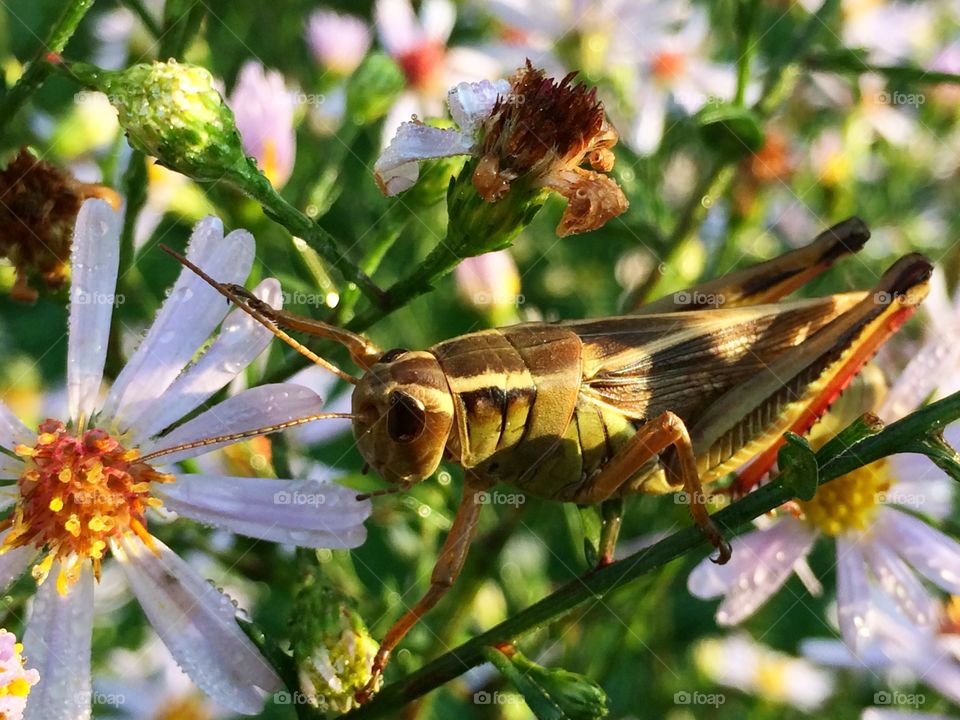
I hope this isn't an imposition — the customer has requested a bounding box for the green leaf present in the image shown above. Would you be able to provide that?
[778,432,819,501]
[695,103,765,155]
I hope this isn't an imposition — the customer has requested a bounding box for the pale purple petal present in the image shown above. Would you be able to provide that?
[875,508,960,593]
[23,562,95,720]
[375,0,423,56]
[0,457,21,479]
[141,384,324,465]
[229,62,296,188]
[0,531,36,593]
[115,534,281,714]
[306,10,372,75]
[836,537,873,653]
[447,79,509,136]
[0,400,32,450]
[862,540,937,627]
[128,279,283,441]
[374,121,472,195]
[101,218,254,429]
[885,459,954,520]
[687,516,817,625]
[155,474,370,548]
[67,199,121,424]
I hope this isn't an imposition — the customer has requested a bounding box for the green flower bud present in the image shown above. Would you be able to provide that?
[291,578,380,715]
[345,52,405,125]
[69,60,249,181]
[447,157,548,256]
[483,646,609,720]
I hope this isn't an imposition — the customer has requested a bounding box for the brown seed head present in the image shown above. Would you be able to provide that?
[0,149,121,302]
[471,62,628,236]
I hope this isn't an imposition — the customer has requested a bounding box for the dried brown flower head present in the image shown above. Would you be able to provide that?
[0,149,121,302]
[471,62,628,236]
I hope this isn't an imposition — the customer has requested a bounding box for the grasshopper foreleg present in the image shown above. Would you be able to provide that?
[357,474,491,703]
[574,411,731,564]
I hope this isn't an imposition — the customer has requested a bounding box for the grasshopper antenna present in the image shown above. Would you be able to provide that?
[356,482,412,501]
[139,412,356,463]
[159,244,360,385]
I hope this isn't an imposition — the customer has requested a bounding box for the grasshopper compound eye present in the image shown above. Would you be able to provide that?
[387,391,426,443]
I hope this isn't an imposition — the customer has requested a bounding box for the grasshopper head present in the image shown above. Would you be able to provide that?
[352,350,454,484]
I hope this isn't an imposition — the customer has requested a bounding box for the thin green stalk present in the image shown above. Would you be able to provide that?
[734,0,761,106]
[119,0,162,37]
[232,166,386,308]
[342,391,960,718]
[805,51,960,86]
[0,0,95,129]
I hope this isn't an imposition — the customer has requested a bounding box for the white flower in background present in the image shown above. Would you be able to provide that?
[694,634,835,711]
[375,0,500,142]
[842,0,937,64]
[95,637,230,719]
[454,249,523,324]
[480,0,720,154]
[688,365,960,656]
[227,61,297,188]
[0,199,371,718]
[306,9,373,75]
[802,596,960,708]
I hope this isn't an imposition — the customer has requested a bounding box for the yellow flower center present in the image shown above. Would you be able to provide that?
[4,419,171,590]
[152,696,212,720]
[797,458,891,536]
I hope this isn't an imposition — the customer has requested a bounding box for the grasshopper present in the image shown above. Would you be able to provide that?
[163,217,931,700]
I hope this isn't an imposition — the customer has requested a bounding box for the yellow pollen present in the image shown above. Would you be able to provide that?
[9,419,166,588]
[8,677,30,697]
[13,445,34,458]
[798,458,891,536]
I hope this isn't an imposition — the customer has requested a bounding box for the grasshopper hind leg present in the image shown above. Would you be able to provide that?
[572,411,732,564]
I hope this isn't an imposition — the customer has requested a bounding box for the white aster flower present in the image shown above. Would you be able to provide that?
[375,0,500,143]
[694,633,835,711]
[802,596,960,709]
[688,365,960,656]
[0,199,370,718]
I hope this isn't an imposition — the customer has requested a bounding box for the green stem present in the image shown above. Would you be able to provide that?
[230,164,386,307]
[805,51,960,86]
[734,0,761,106]
[0,0,95,130]
[119,0,162,37]
[157,0,206,59]
[342,391,960,718]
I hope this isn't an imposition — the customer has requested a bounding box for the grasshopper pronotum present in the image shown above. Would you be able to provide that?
[163,217,931,700]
